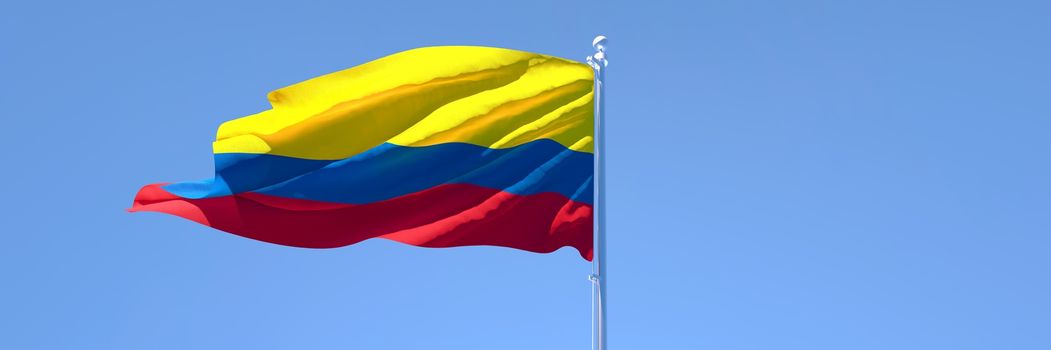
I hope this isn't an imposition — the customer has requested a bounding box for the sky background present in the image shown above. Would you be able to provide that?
[2,0,1050,349]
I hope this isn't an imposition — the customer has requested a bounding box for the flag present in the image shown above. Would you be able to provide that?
[131,46,595,260]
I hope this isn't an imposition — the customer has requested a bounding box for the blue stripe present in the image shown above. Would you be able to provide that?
[163,139,594,204]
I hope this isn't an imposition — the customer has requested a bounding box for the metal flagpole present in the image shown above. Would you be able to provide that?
[587,35,608,350]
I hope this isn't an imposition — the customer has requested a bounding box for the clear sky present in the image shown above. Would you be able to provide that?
[3,1,1050,349]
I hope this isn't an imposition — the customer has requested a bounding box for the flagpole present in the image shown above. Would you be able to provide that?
[587,35,608,350]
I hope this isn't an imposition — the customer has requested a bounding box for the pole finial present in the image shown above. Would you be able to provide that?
[592,35,608,51]
[587,35,609,70]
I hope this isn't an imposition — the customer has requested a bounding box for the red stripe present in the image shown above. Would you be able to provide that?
[130,183,593,260]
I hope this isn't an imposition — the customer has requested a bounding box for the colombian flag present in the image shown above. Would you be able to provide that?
[131,46,595,260]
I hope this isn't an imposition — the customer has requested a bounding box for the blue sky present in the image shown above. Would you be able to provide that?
[2,1,1050,349]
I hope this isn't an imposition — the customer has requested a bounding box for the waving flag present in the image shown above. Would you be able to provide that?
[131,46,595,260]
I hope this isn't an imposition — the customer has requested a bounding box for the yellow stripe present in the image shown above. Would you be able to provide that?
[212,46,594,159]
